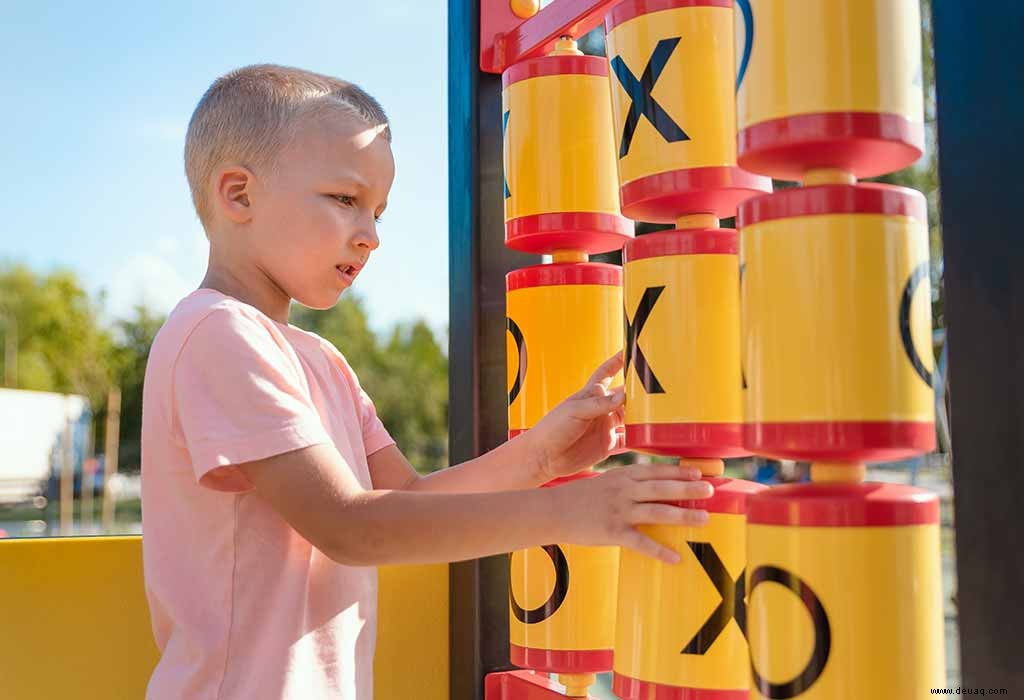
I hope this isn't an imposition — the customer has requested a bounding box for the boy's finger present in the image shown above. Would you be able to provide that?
[625,463,702,482]
[621,528,682,565]
[632,479,714,503]
[572,386,625,417]
[584,352,624,388]
[630,503,710,527]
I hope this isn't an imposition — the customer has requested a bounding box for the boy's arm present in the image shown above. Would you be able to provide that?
[367,436,547,494]
[368,354,629,493]
[238,442,709,567]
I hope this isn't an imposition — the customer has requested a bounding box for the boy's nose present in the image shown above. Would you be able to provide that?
[356,224,380,251]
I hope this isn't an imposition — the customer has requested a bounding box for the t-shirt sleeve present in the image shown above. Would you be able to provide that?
[357,385,395,456]
[172,308,333,492]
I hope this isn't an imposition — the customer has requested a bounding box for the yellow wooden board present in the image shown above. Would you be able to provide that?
[0,537,448,700]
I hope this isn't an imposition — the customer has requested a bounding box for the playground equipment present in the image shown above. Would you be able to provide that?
[3,2,1019,699]
[502,34,630,696]
[480,0,948,698]
[606,1,768,698]
[737,1,944,697]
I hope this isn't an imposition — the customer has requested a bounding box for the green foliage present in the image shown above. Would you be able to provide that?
[109,306,166,471]
[291,297,449,473]
[0,263,115,406]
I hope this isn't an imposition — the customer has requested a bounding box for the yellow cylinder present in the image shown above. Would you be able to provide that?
[510,473,619,673]
[746,482,945,699]
[739,184,935,462]
[604,0,770,223]
[613,477,766,698]
[735,0,925,180]
[621,228,746,458]
[506,264,624,438]
[502,55,633,254]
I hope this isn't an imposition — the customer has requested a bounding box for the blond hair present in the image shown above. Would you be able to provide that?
[184,64,390,228]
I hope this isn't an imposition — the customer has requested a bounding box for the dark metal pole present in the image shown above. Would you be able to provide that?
[932,1,1024,692]
[448,2,540,697]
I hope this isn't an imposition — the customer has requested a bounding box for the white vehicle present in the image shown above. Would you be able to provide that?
[0,388,91,507]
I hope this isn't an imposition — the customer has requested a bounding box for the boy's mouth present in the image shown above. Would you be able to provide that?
[336,262,363,283]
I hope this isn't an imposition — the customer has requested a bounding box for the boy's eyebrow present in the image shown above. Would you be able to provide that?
[327,171,370,190]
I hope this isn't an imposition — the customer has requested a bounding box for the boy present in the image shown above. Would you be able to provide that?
[141,64,711,699]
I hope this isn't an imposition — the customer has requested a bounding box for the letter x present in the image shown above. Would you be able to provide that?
[682,542,746,655]
[610,37,690,158]
[624,286,665,394]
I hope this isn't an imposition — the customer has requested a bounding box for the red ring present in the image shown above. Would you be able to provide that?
[506,262,622,290]
[503,54,608,88]
[510,644,614,674]
[623,229,737,261]
[742,421,936,463]
[746,481,940,527]
[625,423,750,459]
[739,182,927,228]
[737,111,925,180]
[505,211,634,255]
[619,166,772,223]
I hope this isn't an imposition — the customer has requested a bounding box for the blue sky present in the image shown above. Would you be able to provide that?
[0,1,448,336]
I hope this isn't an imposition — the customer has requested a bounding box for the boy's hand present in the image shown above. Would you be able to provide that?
[526,352,627,482]
[552,462,712,564]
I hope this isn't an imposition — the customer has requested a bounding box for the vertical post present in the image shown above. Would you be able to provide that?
[60,400,74,535]
[81,413,96,529]
[448,1,541,697]
[101,388,121,533]
[932,0,1024,691]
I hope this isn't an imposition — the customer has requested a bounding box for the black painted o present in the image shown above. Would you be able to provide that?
[506,317,527,406]
[510,544,570,624]
[899,262,933,388]
[749,565,831,699]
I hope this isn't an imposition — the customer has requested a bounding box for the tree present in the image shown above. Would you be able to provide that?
[290,296,449,471]
[0,263,115,407]
[108,306,165,472]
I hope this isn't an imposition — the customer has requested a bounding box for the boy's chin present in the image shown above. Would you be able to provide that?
[294,288,345,311]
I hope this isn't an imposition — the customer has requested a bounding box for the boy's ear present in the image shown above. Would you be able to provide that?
[214,166,256,224]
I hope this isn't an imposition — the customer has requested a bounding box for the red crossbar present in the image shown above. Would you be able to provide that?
[480,0,619,73]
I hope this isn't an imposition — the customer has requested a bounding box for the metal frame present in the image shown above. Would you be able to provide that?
[932,1,1024,691]
[449,0,541,697]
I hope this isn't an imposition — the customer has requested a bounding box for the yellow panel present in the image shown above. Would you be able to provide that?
[504,73,622,220]
[615,512,749,690]
[624,254,742,424]
[0,536,159,700]
[741,212,934,422]
[375,563,450,700]
[0,538,449,700]
[747,524,945,699]
[606,5,738,185]
[736,0,924,128]
[509,544,619,650]
[507,284,624,431]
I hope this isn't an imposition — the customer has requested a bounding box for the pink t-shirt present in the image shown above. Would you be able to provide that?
[141,289,394,700]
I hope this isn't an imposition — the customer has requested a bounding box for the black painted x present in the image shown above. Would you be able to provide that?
[624,286,665,394]
[682,541,746,655]
[610,37,689,159]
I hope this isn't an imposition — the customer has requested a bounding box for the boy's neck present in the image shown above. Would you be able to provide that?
[200,263,292,324]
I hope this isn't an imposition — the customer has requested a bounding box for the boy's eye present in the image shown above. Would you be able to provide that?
[334,194,356,206]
